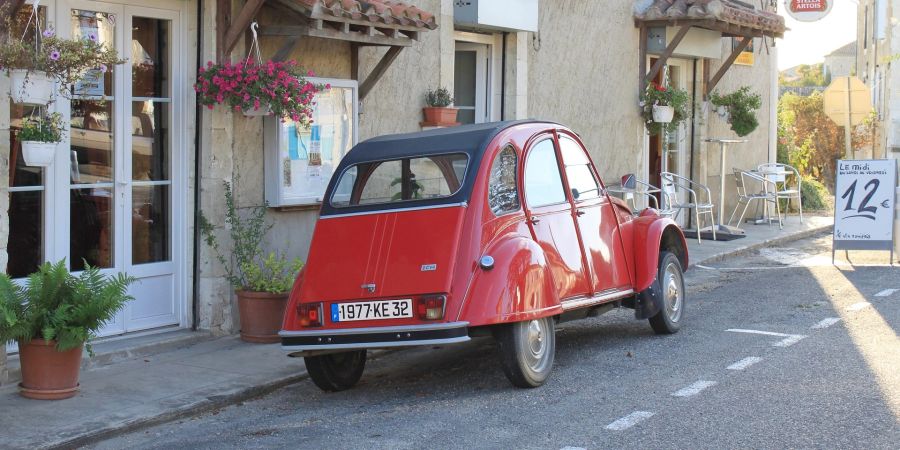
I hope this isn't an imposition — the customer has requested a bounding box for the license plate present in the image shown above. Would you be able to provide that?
[331,299,413,322]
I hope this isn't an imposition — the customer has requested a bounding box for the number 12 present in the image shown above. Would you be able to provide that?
[841,179,879,215]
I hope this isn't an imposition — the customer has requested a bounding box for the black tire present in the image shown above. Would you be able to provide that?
[648,251,685,334]
[495,317,556,388]
[304,350,367,392]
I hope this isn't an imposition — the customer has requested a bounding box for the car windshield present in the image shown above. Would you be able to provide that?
[330,153,469,208]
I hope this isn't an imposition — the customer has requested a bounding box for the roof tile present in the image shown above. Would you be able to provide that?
[296,0,437,30]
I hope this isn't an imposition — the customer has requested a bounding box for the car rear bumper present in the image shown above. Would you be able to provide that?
[279,322,470,353]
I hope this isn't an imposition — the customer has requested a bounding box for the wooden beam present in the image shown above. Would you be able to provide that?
[638,25,648,100]
[259,23,412,46]
[222,0,266,59]
[702,58,711,101]
[644,25,691,85]
[215,0,230,62]
[705,36,752,97]
[359,46,403,100]
[350,43,359,81]
[272,36,300,62]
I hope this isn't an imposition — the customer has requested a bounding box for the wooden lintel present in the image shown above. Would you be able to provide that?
[638,25,648,101]
[223,0,266,59]
[705,35,752,97]
[644,25,691,85]
[306,26,413,46]
[215,0,231,62]
[350,43,359,81]
[359,46,404,100]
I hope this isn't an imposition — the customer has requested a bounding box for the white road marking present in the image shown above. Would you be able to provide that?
[846,302,872,311]
[727,329,792,337]
[672,380,717,397]
[695,264,717,270]
[773,335,807,347]
[875,289,898,297]
[559,447,586,450]
[605,411,655,431]
[811,318,841,329]
[727,356,763,371]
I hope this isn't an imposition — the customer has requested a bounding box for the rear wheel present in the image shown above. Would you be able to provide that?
[304,350,367,392]
[495,317,556,388]
[648,251,685,334]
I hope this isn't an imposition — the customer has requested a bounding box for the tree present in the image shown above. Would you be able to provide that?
[779,63,827,87]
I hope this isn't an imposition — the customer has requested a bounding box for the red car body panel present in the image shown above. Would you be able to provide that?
[280,121,688,353]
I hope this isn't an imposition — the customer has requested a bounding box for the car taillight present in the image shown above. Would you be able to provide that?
[297,302,323,327]
[416,295,445,321]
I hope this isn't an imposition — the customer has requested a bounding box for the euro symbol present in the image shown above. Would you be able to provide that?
[881,200,891,208]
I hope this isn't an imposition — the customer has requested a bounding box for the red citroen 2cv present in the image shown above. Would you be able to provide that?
[281,121,688,391]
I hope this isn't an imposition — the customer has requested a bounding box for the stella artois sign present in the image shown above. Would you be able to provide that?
[784,0,833,22]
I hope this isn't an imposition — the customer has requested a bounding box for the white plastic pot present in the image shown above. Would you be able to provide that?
[9,70,55,105]
[21,141,57,167]
[652,105,675,123]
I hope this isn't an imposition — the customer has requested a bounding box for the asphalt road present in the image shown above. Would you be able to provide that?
[90,234,900,450]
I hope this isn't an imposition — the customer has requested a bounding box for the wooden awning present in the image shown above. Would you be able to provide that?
[634,0,785,38]
[217,0,438,100]
[634,0,785,98]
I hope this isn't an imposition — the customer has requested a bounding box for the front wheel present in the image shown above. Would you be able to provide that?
[495,317,556,388]
[648,251,685,334]
[304,350,367,392]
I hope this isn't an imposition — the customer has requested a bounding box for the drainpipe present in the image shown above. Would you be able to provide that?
[501,31,507,120]
[191,0,204,331]
[688,58,698,230]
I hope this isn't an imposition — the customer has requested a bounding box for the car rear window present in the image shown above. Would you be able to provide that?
[330,153,469,208]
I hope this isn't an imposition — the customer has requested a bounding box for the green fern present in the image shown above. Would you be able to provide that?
[0,260,135,354]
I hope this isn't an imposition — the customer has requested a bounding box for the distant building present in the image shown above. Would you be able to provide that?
[857,0,898,158]
[823,41,857,80]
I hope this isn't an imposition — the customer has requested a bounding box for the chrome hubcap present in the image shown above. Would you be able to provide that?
[663,262,683,323]
[521,319,551,372]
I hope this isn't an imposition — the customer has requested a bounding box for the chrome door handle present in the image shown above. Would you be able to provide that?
[575,209,586,217]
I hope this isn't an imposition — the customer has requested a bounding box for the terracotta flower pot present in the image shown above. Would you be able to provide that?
[236,290,289,343]
[422,106,459,126]
[18,339,83,400]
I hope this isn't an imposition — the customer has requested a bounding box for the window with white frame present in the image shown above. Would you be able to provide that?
[264,78,358,207]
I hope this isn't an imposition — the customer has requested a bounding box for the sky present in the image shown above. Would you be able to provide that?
[776,1,858,70]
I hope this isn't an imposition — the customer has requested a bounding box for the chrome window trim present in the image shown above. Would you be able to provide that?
[319,202,468,220]
[560,289,635,311]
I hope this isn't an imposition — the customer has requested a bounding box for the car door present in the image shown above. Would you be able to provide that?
[522,135,592,300]
[557,134,633,292]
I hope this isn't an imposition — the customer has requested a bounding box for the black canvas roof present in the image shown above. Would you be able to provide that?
[320,120,542,216]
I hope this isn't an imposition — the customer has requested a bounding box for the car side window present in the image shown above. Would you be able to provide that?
[559,136,601,201]
[488,145,520,215]
[524,139,566,207]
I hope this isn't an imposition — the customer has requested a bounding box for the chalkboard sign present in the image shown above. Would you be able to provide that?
[832,159,897,262]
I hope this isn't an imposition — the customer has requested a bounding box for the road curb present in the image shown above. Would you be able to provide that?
[691,224,832,267]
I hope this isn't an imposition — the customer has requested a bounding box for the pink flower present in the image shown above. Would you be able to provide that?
[42,28,54,38]
[325,83,331,90]
[99,64,108,73]
[49,50,60,61]
[88,32,98,42]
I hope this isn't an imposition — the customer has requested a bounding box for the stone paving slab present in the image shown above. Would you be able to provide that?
[0,213,835,450]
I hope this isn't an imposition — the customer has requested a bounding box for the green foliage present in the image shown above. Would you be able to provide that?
[240,252,304,294]
[779,63,827,87]
[799,176,830,211]
[425,87,453,107]
[0,260,135,354]
[710,86,761,137]
[199,179,303,293]
[640,81,691,136]
[18,112,64,143]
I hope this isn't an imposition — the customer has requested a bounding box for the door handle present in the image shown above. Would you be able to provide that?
[575,209,586,217]
[528,217,541,225]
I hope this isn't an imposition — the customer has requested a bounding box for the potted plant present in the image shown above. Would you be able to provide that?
[639,81,690,136]
[0,24,124,104]
[710,86,762,137]
[422,87,459,126]
[199,180,303,343]
[195,60,322,121]
[0,260,135,400]
[17,112,64,167]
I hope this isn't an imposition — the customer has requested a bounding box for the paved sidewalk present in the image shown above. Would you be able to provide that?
[0,213,834,450]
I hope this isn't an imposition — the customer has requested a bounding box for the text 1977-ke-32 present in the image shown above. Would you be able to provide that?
[280,121,689,391]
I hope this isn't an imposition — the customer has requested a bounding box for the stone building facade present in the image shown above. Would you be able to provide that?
[1,0,781,384]
[857,0,900,159]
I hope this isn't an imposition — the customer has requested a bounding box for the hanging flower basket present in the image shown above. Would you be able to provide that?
[652,105,675,123]
[242,105,273,117]
[21,141,57,167]
[9,69,55,105]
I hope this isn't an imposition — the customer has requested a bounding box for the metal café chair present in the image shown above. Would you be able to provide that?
[728,168,781,229]
[616,173,663,212]
[758,163,803,223]
[660,171,716,243]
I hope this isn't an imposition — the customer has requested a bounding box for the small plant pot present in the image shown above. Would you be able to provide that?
[422,107,459,126]
[652,105,675,123]
[18,339,83,400]
[9,70,55,105]
[21,141,57,167]
[236,290,289,343]
[243,105,273,117]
